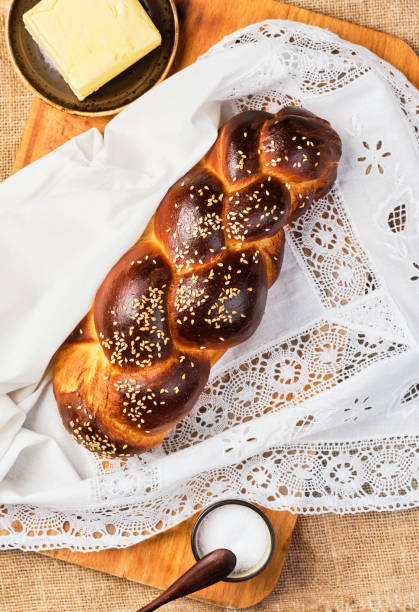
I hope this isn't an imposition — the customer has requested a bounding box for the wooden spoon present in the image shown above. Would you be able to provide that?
[136,548,237,612]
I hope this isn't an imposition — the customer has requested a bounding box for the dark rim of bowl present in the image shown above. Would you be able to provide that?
[190,499,276,583]
[5,0,179,117]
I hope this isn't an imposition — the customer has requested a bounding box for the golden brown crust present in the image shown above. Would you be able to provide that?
[53,107,341,457]
[94,241,174,370]
[169,247,268,350]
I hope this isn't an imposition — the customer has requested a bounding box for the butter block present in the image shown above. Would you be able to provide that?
[23,0,162,101]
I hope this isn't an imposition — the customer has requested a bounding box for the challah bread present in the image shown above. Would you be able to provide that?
[53,107,342,457]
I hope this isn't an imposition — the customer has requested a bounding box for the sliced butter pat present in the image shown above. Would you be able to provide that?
[23,0,162,101]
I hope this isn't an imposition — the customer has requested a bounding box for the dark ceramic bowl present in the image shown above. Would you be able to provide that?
[191,500,275,582]
[6,0,178,116]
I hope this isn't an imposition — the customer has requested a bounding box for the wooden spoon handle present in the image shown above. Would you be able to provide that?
[136,548,236,612]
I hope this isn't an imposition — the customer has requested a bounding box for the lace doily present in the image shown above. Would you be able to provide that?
[1,20,419,551]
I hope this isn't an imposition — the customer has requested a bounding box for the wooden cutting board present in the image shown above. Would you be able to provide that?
[10,0,419,609]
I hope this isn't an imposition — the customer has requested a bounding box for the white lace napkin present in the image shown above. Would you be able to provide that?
[0,20,418,551]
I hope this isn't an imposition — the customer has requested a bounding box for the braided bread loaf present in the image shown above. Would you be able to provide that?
[53,107,341,457]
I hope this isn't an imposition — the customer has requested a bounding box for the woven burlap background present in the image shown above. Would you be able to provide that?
[1,1,418,610]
